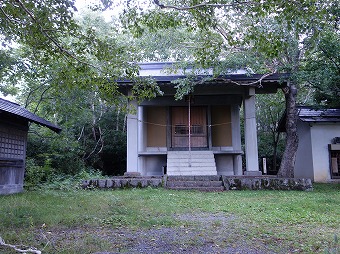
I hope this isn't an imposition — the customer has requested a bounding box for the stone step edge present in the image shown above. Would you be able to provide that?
[166,181,223,187]
[166,175,221,181]
[165,186,225,192]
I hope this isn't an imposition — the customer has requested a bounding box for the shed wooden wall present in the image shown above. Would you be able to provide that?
[0,122,27,195]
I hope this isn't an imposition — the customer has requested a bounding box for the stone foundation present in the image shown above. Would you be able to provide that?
[0,166,25,195]
[221,176,313,191]
[82,176,163,189]
[82,175,313,191]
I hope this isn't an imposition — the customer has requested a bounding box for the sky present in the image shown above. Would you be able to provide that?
[75,0,121,21]
[1,0,115,103]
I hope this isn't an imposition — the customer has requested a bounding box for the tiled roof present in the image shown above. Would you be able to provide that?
[278,106,340,132]
[0,98,61,133]
[298,107,340,122]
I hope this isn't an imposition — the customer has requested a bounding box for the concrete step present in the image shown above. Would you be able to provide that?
[167,155,216,159]
[167,170,217,176]
[166,180,223,188]
[167,151,217,176]
[167,175,221,181]
[167,158,215,162]
[168,151,215,154]
[166,186,225,192]
[165,174,224,192]
[167,167,217,171]
[167,161,215,166]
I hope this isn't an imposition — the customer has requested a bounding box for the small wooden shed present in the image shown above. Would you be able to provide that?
[0,98,61,194]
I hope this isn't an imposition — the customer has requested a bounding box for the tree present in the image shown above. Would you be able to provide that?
[0,2,166,178]
[0,0,78,50]
[120,0,339,177]
[304,29,340,107]
[256,93,286,173]
[12,10,138,176]
[0,0,161,103]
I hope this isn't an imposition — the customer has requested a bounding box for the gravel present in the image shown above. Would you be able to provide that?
[92,212,282,254]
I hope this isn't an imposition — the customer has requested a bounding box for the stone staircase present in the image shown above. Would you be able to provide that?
[165,175,225,192]
[166,150,217,175]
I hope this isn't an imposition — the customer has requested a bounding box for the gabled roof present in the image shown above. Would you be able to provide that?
[0,98,62,133]
[118,62,288,95]
[278,106,340,132]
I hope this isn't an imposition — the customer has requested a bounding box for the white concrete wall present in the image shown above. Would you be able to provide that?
[310,123,340,182]
[215,155,234,175]
[243,88,260,174]
[295,121,314,179]
[126,100,139,173]
[145,155,167,176]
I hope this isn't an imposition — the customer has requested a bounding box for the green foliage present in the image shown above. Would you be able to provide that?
[25,96,128,178]
[130,76,163,102]
[172,75,213,100]
[0,0,78,49]
[303,29,340,107]
[1,8,153,181]
[24,156,104,190]
[24,158,54,188]
[0,49,20,96]
[256,93,286,172]
[27,126,86,175]
[172,77,196,100]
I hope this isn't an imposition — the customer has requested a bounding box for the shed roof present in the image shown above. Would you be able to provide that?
[0,98,62,133]
[297,107,340,122]
[278,106,340,132]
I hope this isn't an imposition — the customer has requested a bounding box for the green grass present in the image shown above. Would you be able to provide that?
[0,184,339,253]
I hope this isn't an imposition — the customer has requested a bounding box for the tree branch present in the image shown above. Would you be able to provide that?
[28,129,56,138]
[14,0,101,71]
[77,126,85,141]
[24,82,50,108]
[153,0,259,10]
[0,236,42,254]
[319,45,340,71]
[84,130,104,160]
[0,6,15,24]
[220,70,278,88]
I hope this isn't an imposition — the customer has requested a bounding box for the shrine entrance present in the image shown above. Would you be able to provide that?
[171,106,208,149]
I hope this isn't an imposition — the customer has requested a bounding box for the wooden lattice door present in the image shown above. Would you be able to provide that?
[171,106,207,148]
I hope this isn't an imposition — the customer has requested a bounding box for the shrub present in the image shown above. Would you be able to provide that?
[24,160,105,191]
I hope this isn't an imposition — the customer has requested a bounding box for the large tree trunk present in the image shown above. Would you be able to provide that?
[278,82,299,178]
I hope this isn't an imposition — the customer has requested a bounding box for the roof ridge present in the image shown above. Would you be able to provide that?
[0,98,61,133]
[0,97,20,106]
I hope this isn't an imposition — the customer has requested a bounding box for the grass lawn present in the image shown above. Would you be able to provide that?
[0,183,339,253]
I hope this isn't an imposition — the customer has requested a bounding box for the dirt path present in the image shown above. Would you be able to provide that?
[90,212,282,254]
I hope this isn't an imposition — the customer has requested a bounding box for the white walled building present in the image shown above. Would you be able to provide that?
[293,107,340,182]
[119,62,287,177]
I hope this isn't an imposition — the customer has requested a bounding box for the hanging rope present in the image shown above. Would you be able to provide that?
[188,95,192,167]
[126,116,233,128]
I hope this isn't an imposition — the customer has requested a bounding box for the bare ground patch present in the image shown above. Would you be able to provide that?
[33,212,284,254]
